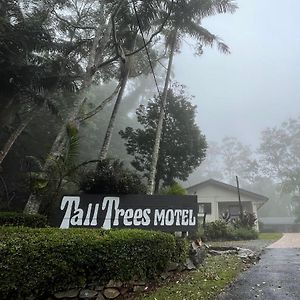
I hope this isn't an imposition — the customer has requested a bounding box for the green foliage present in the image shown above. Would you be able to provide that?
[258,232,282,241]
[259,118,300,221]
[135,255,243,300]
[227,227,259,240]
[204,220,258,241]
[0,227,179,300]
[0,212,47,227]
[232,211,257,229]
[160,182,187,195]
[204,220,228,241]
[120,84,207,190]
[25,125,80,213]
[171,237,189,263]
[80,159,146,194]
[188,217,205,241]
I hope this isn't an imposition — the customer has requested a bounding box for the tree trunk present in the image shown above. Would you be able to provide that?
[154,176,160,194]
[23,194,41,214]
[24,14,112,214]
[47,25,108,162]
[98,34,137,162]
[46,0,115,162]
[0,110,36,165]
[98,70,129,161]
[146,29,177,195]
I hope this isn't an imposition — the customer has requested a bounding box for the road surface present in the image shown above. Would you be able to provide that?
[217,234,300,300]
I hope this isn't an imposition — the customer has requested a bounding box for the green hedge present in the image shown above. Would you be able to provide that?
[0,212,47,227]
[204,220,258,241]
[172,237,189,263]
[0,227,178,300]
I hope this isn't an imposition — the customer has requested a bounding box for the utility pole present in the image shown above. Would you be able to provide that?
[236,176,243,220]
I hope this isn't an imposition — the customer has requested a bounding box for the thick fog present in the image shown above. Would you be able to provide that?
[175,0,300,146]
[2,0,300,220]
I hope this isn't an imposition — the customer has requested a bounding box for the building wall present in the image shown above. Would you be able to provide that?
[187,184,261,230]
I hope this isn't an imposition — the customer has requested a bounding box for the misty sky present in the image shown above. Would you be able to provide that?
[174,0,300,147]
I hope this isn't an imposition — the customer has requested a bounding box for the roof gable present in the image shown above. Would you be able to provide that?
[187,179,268,202]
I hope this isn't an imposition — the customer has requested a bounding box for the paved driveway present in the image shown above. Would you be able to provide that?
[217,234,300,300]
[267,233,300,248]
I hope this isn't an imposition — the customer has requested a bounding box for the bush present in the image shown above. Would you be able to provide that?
[0,227,178,300]
[228,227,258,240]
[232,211,257,229]
[80,159,146,194]
[160,182,187,195]
[0,212,47,227]
[204,220,228,241]
[171,237,189,263]
[188,217,205,241]
[204,220,258,241]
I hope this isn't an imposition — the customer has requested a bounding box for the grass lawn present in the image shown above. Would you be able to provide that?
[135,234,283,300]
[136,255,243,300]
[208,232,283,252]
[258,232,283,240]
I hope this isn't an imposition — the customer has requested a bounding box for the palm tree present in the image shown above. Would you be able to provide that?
[97,0,171,161]
[24,0,169,213]
[147,0,238,194]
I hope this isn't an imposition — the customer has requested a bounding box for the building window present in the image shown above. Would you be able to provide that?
[199,203,211,215]
[229,205,240,217]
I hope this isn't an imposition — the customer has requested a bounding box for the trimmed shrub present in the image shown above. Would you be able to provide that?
[0,212,47,227]
[171,237,189,263]
[0,227,177,300]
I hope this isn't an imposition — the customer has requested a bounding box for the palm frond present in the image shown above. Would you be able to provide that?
[185,22,230,54]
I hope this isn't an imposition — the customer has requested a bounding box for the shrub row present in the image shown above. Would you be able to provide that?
[0,212,47,227]
[204,220,258,241]
[0,227,182,300]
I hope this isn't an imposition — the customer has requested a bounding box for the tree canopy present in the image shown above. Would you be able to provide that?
[120,84,207,191]
[0,0,237,213]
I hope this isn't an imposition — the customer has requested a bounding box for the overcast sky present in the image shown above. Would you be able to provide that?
[174,0,300,147]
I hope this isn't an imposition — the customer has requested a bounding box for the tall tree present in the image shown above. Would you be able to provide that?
[221,137,258,184]
[120,84,207,192]
[259,117,300,194]
[188,137,258,186]
[0,0,79,165]
[97,0,172,161]
[23,0,172,212]
[147,0,238,194]
[257,118,300,220]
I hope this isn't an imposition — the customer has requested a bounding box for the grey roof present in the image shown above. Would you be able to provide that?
[186,179,269,202]
[259,217,296,225]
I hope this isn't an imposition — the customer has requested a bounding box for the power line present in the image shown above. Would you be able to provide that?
[131,0,161,97]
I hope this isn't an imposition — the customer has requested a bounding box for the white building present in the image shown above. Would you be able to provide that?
[186,179,268,230]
